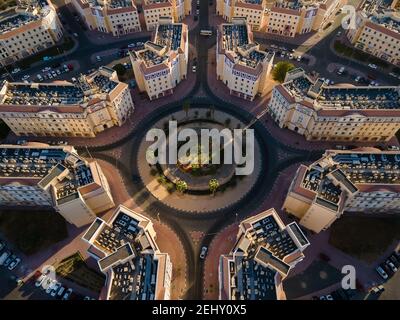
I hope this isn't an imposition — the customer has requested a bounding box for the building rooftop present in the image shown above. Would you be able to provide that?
[281,69,400,110]
[0,144,95,204]
[220,21,272,70]
[299,148,400,211]
[221,209,309,300]
[83,206,168,300]
[134,21,185,68]
[359,0,400,34]
[0,67,121,108]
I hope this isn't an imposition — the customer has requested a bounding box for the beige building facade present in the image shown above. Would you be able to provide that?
[82,205,172,300]
[0,142,115,227]
[71,0,141,36]
[219,208,309,300]
[216,18,274,101]
[283,148,400,233]
[129,17,188,100]
[216,0,341,36]
[268,68,400,142]
[346,0,400,66]
[0,66,134,137]
[0,1,63,66]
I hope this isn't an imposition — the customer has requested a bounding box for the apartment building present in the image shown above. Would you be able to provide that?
[216,0,340,35]
[82,205,172,300]
[346,0,400,66]
[143,0,191,31]
[268,68,400,142]
[265,0,340,37]
[216,0,267,31]
[129,17,188,100]
[0,142,114,227]
[0,0,63,66]
[71,0,141,36]
[216,18,274,101]
[219,208,309,300]
[283,148,400,233]
[0,66,134,137]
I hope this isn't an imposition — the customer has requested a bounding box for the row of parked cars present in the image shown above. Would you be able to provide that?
[33,270,74,300]
[0,239,21,271]
[32,270,96,300]
[375,250,400,281]
[268,45,304,62]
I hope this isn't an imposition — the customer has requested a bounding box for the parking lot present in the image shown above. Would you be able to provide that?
[0,237,96,300]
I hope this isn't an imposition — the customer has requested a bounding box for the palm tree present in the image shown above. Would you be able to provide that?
[209,179,219,195]
[183,100,190,119]
[176,179,188,193]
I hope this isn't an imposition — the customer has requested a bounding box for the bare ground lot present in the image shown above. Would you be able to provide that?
[0,209,68,255]
[329,216,400,264]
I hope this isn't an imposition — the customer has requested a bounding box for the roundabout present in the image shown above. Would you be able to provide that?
[135,106,263,213]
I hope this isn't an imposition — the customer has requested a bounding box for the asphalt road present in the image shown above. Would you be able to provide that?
[3,1,397,300]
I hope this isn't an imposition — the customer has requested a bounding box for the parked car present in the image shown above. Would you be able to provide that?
[200,246,208,259]
[192,65,197,73]
[3,254,16,267]
[11,68,21,74]
[57,286,65,298]
[46,280,57,294]
[337,67,345,75]
[326,295,334,300]
[376,266,388,280]
[0,240,5,252]
[35,274,47,287]
[73,32,79,37]
[389,254,400,267]
[21,75,30,81]
[0,250,11,265]
[51,283,62,297]
[8,257,21,270]
[62,288,73,300]
[96,56,102,62]
[127,43,136,48]
[42,277,54,290]
[386,260,398,273]
[368,63,377,69]
[354,75,361,82]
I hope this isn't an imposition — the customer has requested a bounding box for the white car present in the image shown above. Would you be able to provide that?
[8,257,21,270]
[368,63,377,69]
[42,277,54,290]
[62,288,73,300]
[386,260,398,273]
[57,286,65,298]
[73,32,79,37]
[127,43,136,48]
[11,68,21,74]
[51,283,62,297]
[46,280,57,294]
[21,75,30,81]
[200,246,208,259]
[326,295,334,300]
[296,55,302,62]
[376,266,388,280]
[192,65,197,73]
[96,56,101,62]
[35,274,46,287]
[354,75,361,82]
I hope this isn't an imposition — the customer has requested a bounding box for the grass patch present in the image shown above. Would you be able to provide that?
[0,120,10,140]
[0,209,68,255]
[55,252,105,293]
[333,41,390,68]
[329,216,400,264]
[17,37,75,69]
